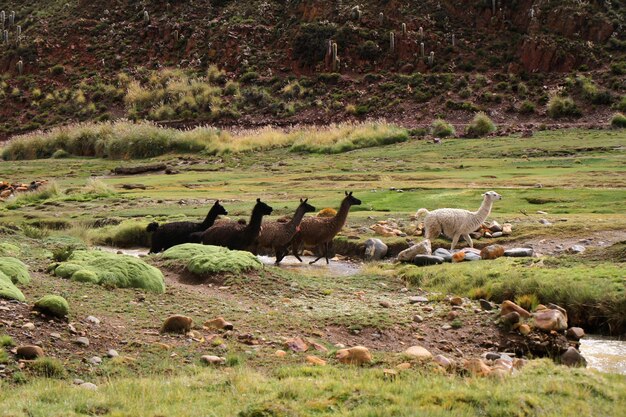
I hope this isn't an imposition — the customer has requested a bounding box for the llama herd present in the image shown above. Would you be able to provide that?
[146,190,501,264]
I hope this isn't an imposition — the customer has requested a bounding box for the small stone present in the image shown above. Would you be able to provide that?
[409,296,429,304]
[50,332,61,339]
[275,350,287,357]
[532,307,568,332]
[501,224,512,235]
[518,324,532,336]
[86,316,100,325]
[412,255,444,266]
[489,221,502,233]
[500,300,531,319]
[567,245,586,254]
[88,356,102,365]
[396,362,412,370]
[450,296,463,306]
[491,231,503,238]
[22,322,35,330]
[464,358,491,376]
[201,355,226,365]
[203,317,233,331]
[501,312,521,326]
[433,248,452,262]
[539,219,552,226]
[463,252,481,261]
[447,311,460,320]
[504,248,534,257]
[479,299,494,311]
[73,378,85,385]
[537,211,547,215]
[566,327,585,341]
[336,346,372,365]
[74,337,90,347]
[441,324,452,330]
[561,347,587,367]
[106,349,119,358]
[433,354,454,369]
[364,238,388,261]
[16,345,44,359]
[413,315,424,323]
[404,345,432,360]
[305,355,326,366]
[285,337,309,352]
[383,369,398,379]
[452,252,465,263]
[79,382,98,390]
[397,239,432,261]
[485,352,500,361]
[480,245,505,260]
[161,315,193,334]
[379,301,391,308]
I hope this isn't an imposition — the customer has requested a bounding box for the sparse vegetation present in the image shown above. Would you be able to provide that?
[465,112,496,138]
[431,119,455,137]
[547,96,582,119]
[610,112,626,128]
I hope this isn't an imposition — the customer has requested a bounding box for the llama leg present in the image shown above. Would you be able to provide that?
[450,234,460,251]
[310,245,324,264]
[292,242,303,262]
[325,242,331,264]
[274,247,284,265]
[462,234,473,248]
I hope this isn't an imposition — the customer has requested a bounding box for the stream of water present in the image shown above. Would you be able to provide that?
[579,336,626,375]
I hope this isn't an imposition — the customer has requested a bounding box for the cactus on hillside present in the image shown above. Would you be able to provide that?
[378,12,384,25]
[143,10,150,23]
[3,30,8,45]
[420,42,424,57]
[428,51,434,66]
[173,29,179,42]
[451,33,455,47]
[402,23,407,36]
[17,59,23,75]
[419,26,424,40]
[350,6,361,21]
[389,31,395,51]
[9,11,15,26]
[0,11,5,29]
[16,25,20,38]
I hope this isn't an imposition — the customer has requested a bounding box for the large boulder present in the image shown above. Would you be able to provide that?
[397,240,431,262]
[480,245,505,260]
[34,295,70,318]
[500,300,531,319]
[412,255,444,267]
[54,250,165,293]
[364,238,388,261]
[532,305,568,332]
[16,345,45,359]
[404,345,432,360]
[504,248,534,257]
[561,347,587,367]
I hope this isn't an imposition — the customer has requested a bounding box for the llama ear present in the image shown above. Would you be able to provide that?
[300,198,303,203]
[214,200,219,205]
[304,198,308,203]
[257,198,261,203]
[345,191,348,196]
[349,191,353,196]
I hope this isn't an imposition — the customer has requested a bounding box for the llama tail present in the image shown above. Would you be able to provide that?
[146,222,159,233]
[416,208,429,219]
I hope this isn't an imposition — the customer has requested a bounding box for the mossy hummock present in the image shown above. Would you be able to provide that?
[162,244,262,275]
[34,295,70,318]
[53,250,165,293]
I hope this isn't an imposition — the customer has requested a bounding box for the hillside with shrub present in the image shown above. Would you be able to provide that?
[0,0,624,139]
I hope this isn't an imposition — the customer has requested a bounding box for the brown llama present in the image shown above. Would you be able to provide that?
[291,191,361,264]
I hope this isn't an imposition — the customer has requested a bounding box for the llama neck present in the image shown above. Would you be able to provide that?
[244,207,265,237]
[473,198,493,222]
[287,205,309,230]
[330,198,352,233]
[200,206,220,229]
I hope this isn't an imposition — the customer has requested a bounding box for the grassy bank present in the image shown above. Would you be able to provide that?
[1,121,408,160]
[1,361,624,417]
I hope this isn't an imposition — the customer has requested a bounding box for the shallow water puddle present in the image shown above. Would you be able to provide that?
[257,255,362,276]
[579,336,626,375]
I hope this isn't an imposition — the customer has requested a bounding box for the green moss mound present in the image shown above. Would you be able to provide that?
[0,257,30,285]
[162,244,262,275]
[54,250,165,293]
[0,242,20,257]
[0,271,25,302]
[34,295,70,318]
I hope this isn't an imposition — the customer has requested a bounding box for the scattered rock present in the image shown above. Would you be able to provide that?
[567,245,586,254]
[452,252,465,262]
[433,354,454,369]
[447,311,460,320]
[86,316,100,325]
[364,238,388,261]
[539,219,552,226]
[50,332,61,339]
[560,347,587,367]
[203,317,233,331]
[200,355,226,365]
[409,296,429,304]
[532,307,568,332]
[396,362,412,370]
[33,295,70,318]
[485,352,500,361]
[22,322,35,330]
[88,356,102,365]
[491,232,503,238]
[275,350,287,357]
[413,315,424,323]
[501,223,512,235]
[74,337,90,347]
[450,296,463,306]
[106,349,119,358]
[500,300,531,319]
[412,255,444,266]
[441,324,452,330]
[463,358,491,376]
[305,355,326,366]
[518,324,532,336]
[73,378,85,385]
[479,299,494,311]
[16,345,44,359]
[161,315,193,333]
[336,346,372,365]
[379,301,391,308]
[383,369,398,379]
[79,382,98,390]
[566,327,585,341]
[501,312,521,326]
[397,240,432,262]
[433,248,452,262]
[285,337,309,352]
[404,345,432,360]
[489,221,502,233]
[504,248,534,257]
[480,245,505,260]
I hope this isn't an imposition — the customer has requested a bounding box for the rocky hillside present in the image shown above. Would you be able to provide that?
[0,0,624,138]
